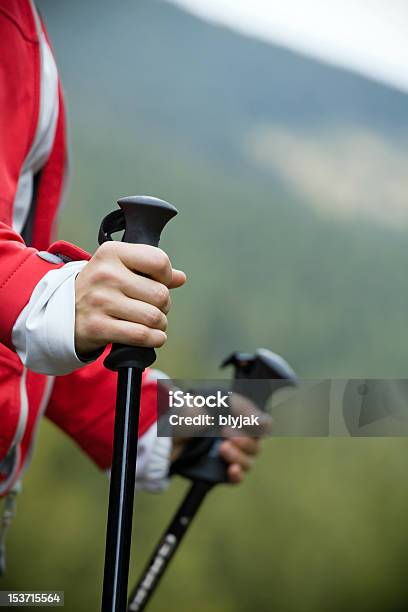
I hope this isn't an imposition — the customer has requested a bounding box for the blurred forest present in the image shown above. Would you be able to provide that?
[4,0,408,610]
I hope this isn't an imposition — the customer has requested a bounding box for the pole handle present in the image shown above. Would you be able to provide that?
[98,196,178,371]
[170,437,227,484]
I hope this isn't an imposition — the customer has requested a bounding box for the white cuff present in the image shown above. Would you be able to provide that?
[12,259,90,375]
[135,424,172,493]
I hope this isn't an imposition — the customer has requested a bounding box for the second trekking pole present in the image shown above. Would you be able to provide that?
[127,348,298,611]
[99,196,178,612]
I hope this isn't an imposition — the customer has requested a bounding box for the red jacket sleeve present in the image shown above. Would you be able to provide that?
[0,4,64,349]
[0,230,65,348]
[45,350,159,470]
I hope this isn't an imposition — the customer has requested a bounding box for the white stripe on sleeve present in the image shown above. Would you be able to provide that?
[135,424,172,493]
[12,259,90,375]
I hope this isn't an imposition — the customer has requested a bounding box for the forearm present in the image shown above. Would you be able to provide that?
[1,233,99,376]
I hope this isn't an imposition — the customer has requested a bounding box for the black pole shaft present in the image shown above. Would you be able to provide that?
[127,480,212,612]
[102,367,143,612]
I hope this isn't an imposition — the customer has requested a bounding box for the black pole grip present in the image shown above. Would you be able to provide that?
[170,437,226,484]
[222,349,298,412]
[98,196,178,371]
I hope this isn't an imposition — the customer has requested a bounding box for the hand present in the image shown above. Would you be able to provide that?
[74,241,186,354]
[219,393,270,484]
[170,391,270,485]
[218,437,261,484]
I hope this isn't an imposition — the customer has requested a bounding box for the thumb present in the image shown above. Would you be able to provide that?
[168,269,187,289]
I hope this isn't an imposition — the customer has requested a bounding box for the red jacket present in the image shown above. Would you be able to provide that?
[0,1,158,494]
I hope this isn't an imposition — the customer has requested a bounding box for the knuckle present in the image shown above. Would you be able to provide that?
[154,284,170,308]
[96,240,117,259]
[88,289,107,309]
[163,293,171,314]
[146,307,163,328]
[91,264,117,285]
[153,249,170,274]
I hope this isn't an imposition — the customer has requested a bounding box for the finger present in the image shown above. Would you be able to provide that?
[227,464,244,485]
[102,318,167,348]
[219,440,254,472]
[106,294,168,331]
[229,437,260,456]
[113,243,173,285]
[168,269,187,289]
[120,272,171,313]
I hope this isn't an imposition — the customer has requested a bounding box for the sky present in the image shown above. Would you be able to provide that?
[166,0,408,94]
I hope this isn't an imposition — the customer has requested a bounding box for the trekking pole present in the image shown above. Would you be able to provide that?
[127,349,297,611]
[99,196,178,612]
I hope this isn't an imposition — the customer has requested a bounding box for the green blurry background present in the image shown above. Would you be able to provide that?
[4,0,408,610]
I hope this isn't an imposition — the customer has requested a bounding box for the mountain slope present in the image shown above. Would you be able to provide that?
[39,0,408,153]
